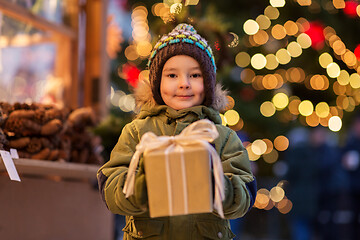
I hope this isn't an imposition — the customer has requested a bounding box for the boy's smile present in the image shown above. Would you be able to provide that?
[160,55,205,110]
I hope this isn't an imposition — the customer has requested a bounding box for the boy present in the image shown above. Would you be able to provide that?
[97,23,256,240]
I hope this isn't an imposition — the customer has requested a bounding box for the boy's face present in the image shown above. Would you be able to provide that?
[160,55,205,110]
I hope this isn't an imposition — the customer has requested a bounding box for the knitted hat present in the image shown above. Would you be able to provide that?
[147,23,216,106]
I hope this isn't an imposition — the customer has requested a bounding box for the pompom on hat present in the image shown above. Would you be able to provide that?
[147,23,217,107]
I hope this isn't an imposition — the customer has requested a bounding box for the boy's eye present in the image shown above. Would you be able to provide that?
[191,73,202,78]
[167,73,177,78]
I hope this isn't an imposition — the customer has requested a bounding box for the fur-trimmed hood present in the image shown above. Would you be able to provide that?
[134,80,229,113]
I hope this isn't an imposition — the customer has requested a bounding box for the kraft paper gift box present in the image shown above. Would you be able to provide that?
[122,119,225,219]
[144,145,213,218]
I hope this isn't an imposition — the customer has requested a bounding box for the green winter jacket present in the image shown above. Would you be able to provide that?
[97,103,256,240]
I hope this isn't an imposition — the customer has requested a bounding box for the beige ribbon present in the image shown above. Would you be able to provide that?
[123,119,225,218]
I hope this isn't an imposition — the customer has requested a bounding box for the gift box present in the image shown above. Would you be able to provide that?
[123,119,225,218]
[144,145,212,218]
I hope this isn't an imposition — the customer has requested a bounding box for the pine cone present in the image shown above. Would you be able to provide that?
[26,137,42,153]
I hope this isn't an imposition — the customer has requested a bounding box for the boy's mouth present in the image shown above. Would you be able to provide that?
[175,95,194,98]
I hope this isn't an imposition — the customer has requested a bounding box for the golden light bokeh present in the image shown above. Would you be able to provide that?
[297,0,312,6]
[315,102,330,118]
[310,75,329,90]
[254,188,270,209]
[256,15,271,30]
[333,81,347,95]
[224,109,240,126]
[272,92,289,110]
[298,100,314,116]
[326,62,341,78]
[288,97,301,115]
[337,70,350,85]
[306,112,320,127]
[349,73,360,88]
[264,6,280,19]
[270,0,286,7]
[297,33,312,49]
[263,139,274,154]
[241,68,255,84]
[319,52,333,68]
[136,41,152,57]
[277,198,293,214]
[276,48,291,65]
[332,40,346,55]
[263,149,279,163]
[343,51,357,67]
[251,53,267,69]
[253,30,269,45]
[260,101,276,117]
[124,45,139,61]
[328,116,342,132]
[235,52,251,67]
[244,19,260,35]
[184,0,200,5]
[246,144,261,161]
[263,74,281,89]
[251,139,267,155]
[287,42,302,57]
[274,135,289,151]
[333,0,345,9]
[138,70,150,81]
[270,186,285,202]
[271,24,287,40]
[287,68,305,83]
[284,20,298,35]
[265,54,279,70]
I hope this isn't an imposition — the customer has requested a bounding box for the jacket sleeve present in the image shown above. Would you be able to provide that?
[97,122,147,216]
[215,127,257,219]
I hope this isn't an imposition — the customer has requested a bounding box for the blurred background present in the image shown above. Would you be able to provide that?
[1,0,360,239]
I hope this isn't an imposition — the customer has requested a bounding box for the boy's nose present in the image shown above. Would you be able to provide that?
[178,76,190,89]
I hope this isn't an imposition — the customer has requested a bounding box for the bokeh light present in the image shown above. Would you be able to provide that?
[260,101,276,117]
[272,92,289,110]
[244,20,260,35]
[298,100,314,116]
[319,52,333,68]
[276,49,291,65]
[251,53,267,69]
[328,116,342,132]
[270,0,286,7]
[235,52,251,67]
[315,102,330,118]
[270,186,285,202]
[263,149,279,163]
[297,33,312,48]
[337,70,350,85]
[224,109,240,126]
[265,54,279,70]
[251,139,267,155]
[287,42,302,57]
[256,15,271,30]
[264,6,280,19]
[274,135,289,151]
[326,62,341,78]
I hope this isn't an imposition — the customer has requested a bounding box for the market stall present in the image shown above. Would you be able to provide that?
[0,1,112,239]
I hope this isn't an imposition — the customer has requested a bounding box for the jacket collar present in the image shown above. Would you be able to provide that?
[137,102,222,125]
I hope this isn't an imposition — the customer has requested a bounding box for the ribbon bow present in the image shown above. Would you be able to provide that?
[123,119,225,218]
